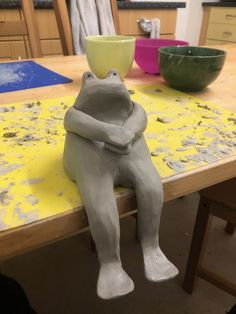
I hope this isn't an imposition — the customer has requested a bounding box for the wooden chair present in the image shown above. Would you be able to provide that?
[183,178,236,297]
[52,0,120,56]
[0,0,42,58]
[110,0,121,35]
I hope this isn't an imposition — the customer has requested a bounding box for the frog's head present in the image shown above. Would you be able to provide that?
[75,70,131,108]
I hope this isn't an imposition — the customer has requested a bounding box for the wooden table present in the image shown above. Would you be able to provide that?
[0,45,235,261]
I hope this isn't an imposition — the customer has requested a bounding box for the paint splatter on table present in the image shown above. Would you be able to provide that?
[0,84,235,231]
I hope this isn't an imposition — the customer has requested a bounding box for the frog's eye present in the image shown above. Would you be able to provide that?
[83,72,94,80]
[107,70,120,79]
[109,70,119,78]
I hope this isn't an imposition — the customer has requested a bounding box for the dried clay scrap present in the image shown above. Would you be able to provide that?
[0,96,79,231]
[131,84,236,176]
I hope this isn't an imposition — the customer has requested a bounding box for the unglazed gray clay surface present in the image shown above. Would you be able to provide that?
[63,70,178,299]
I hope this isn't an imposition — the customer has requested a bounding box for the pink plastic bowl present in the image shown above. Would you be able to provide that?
[135,38,189,74]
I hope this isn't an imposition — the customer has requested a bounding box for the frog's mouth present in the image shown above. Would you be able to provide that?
[80,82,131,105]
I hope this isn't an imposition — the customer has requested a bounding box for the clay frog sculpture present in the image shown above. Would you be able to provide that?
[63,70,178,299]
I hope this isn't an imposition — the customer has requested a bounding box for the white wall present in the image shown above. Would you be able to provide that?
[175,0,189,42]
[175,0,220,45]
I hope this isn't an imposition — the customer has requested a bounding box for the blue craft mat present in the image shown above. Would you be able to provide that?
[0,60,72,93]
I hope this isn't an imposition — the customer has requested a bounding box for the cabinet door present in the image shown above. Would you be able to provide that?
[0,8,63,59]
[200,7,236,45]
[0,9,27,59]
[35,9,60,39]
[119,9,177,37]
[207,23,236,42]
[26,9,62,57]
[41,40,63,56]
[209,7,236,25]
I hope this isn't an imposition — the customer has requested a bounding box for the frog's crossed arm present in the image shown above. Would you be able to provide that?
[64,106,135,148]
[64,101,147,152]
[123,101,147,140]
[104,101,147,154]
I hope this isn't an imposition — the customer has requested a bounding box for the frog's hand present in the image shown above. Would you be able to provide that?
[123,102,148,140]
[104,142,132,155]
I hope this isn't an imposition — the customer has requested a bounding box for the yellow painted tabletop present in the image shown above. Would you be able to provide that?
[0,83,235,231]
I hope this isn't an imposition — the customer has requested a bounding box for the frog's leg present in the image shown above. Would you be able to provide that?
[64,133,134,299]
[118,136,179,282]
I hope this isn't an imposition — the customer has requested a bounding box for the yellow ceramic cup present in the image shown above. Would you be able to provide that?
[85,35,135,79]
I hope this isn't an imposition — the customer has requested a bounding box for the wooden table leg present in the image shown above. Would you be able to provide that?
[89,234,97,252]
[227,303,236,314]
[225,222,235,235]
[0,262,4,274]
[183,196,212,294]
[132,213,139,241]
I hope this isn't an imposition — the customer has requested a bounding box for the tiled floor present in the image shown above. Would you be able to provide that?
[2,193,235,314]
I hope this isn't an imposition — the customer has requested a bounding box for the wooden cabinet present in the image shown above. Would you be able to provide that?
[35,9,62,56]
[0,7,178,60]
[0,8,62,60]
[118,8,177,38]
[200,6,236,45]
[0,9,26,60]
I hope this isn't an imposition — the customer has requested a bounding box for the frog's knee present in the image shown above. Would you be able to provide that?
[136,172,163,199]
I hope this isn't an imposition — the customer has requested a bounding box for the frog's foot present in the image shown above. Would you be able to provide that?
[142,246,179,282]
[97,261,134,299]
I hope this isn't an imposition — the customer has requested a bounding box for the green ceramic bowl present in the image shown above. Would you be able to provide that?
[85,35,135,79]
[158,46,226,91]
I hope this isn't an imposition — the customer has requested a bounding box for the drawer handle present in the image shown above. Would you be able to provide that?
[223,31,233,37]
[225,14,236,19]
